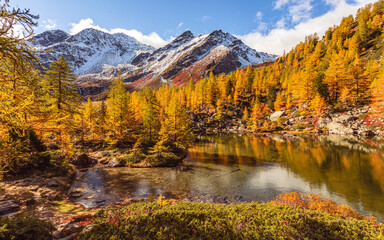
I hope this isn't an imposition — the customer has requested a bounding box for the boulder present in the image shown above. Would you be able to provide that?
[326,122,354,135]
[47,180,59,187]
[107,158,120,167]
[71,153,97,167]
[270,111,285,122]
[0,200,20,216]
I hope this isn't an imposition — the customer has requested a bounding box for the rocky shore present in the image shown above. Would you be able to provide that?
[191,105,383,138]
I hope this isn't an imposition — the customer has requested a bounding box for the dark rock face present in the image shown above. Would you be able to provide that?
[31,29,69,47]
[0,200,20,216]
[70,153,98,168]
[131,52,151,65]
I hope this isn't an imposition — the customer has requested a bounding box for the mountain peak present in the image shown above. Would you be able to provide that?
[31,29,69,46]
[172,30,195,44]
[32,28,154,75]
[208,29,234,40]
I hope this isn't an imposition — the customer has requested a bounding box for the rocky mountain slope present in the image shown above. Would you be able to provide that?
[78,30,276,98]
[30,29,154,75]
[31,28,276,98]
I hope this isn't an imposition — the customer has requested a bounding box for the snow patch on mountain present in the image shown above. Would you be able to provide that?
[30,28,154,75]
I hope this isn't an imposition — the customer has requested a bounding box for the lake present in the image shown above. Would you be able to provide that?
[70,134,384,221]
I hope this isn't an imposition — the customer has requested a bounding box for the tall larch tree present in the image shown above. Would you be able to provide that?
[107,75,131,139]
[43,56,81,115]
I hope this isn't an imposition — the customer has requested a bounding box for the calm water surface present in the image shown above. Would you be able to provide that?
[71,134,384,221]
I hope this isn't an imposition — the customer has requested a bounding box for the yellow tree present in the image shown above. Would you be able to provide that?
[42,56,82,143]
[324,51,349,102]
[0,0,41,137]
[142,89,160,142]
[274,92,284,111]
[84,97,97,140]
[107,76,131,139]
[250,101,269,131]
[370,61,384,117]
[311,95,327,118]
[158,95,191,148]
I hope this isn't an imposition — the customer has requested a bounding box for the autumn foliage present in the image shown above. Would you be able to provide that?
[270,192,363,219]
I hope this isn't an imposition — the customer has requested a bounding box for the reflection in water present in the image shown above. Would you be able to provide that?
[71,134,384,221]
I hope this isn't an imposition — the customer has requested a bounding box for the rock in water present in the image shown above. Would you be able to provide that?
[70,153,98,168]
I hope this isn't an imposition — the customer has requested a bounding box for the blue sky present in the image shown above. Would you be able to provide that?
[10,0,377,55]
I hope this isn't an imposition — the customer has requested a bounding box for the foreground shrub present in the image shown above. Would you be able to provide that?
[145,152,179,167]
[118,150,146,166]
[0,215,54,240]
[75,201,384,240]
[270,192,363,219]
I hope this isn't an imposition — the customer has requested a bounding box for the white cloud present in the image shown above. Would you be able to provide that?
[69,18,170,48]
[69,18,108,35]
[178,22,184,28]
[42,19,57,30]
[9,24,27,38]
[289,0,313,23]
[239,0,376,55]
[274,0,314,23]
[254,11,263,22]
[199,16,211,21]
[323,0,343,6]
[274,0,291,9]
[276,17,286,28]
[110,28,169,48]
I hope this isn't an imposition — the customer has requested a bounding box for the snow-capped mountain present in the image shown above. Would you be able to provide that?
[77,29,276,97]
[30,28,154,75]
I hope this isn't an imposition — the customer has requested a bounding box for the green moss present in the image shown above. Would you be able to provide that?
[0,215,54,240]
[75,201,384,240]
[49,200,84,214]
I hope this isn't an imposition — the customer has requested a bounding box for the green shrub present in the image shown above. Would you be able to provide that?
[118,150,146,166]
[145,152,179,167]
[0,215,54,240]
[75,201,384,240]
[0,128,53,178]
